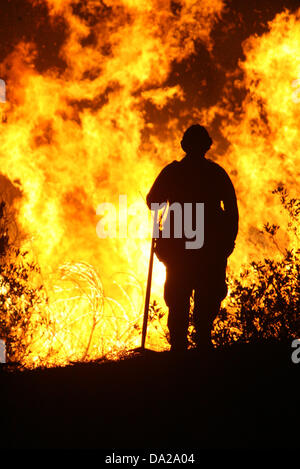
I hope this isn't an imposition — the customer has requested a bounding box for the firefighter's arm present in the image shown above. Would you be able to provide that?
[146,163,175,209]
[222,171,239,255]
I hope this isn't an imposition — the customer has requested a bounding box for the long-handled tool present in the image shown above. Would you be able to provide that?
[141,232,156,349]
[130,203,161,354]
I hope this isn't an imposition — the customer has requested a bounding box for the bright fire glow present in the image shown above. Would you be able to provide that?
[0,1,299,367]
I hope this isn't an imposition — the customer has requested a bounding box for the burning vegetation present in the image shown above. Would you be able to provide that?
[0,1,299,368]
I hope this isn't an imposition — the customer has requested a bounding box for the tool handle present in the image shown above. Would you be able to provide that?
[141,235,156,349]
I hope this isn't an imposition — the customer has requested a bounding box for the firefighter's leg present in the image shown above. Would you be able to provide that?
[193,295,221,348]
[164,267,192,351]
[193,259,228,348]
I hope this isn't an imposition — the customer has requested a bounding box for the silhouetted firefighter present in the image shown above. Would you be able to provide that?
[147,124,239,351]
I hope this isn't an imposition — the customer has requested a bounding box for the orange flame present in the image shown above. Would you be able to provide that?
[0,2,299,367]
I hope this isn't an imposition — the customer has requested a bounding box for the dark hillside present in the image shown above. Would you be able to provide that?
[1,341,299,449]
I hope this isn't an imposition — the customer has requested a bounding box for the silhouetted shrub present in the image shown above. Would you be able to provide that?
[213,187,299,346]
[0,200,47,363]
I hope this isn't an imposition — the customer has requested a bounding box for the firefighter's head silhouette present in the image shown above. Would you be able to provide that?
[181,124,212,155]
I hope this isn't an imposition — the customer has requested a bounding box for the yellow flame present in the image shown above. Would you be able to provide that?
[0,2,299,367]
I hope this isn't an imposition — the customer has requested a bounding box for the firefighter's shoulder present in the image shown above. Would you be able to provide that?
[205,158,230,178]
[156,160,180,178]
